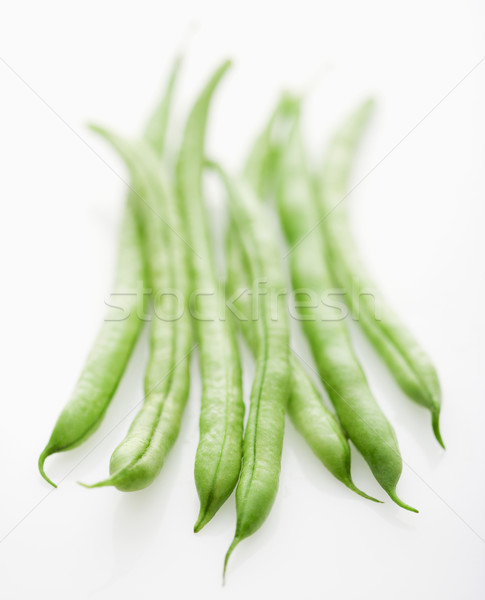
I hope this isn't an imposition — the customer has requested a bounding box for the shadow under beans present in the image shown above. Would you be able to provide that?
[286,420,420,533]
[89,351,201,596]
[88,438,185,598]
[221,486,284,583]
[347,440,422,533]
[284,418,375,503]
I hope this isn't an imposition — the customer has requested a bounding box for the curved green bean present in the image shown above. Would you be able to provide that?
[214,170,290,578]
[275,114,416,511]
[80,132,192,491]
[38,59,182,487]
[176,62,245,531]
[38,203,145,487]
[318,100,443,447]
[225,229,380,503]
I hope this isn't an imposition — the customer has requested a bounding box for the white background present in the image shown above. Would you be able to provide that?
[1,1,484,598]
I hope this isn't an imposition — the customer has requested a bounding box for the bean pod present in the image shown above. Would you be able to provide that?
[213,169,290,577]
[38,202,145,487]
[38,58,182,486]
[318,101,444,448]
[225,229,379,503]
[176,62,245,531]
[275,113,416,511]
[318,100,443,447]
[81,132,192,491]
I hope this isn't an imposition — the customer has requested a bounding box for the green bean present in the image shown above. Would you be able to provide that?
[38,202,145,487]
[225,228,380,503]
[38,59,182,487]
[212,168,290,578]
[318,100,443,447]
[143,56,182,159]
[243,94,297,198]
[80,133,192,491]
[176,62,245,531]
[275,113,416,511]
[240,98,380,502]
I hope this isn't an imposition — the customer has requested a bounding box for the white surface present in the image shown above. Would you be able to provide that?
[1,1,484,599]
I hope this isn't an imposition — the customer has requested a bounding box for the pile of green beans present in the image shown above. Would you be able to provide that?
[81,135,193,492]
[273,107,414,511]
[38,56,443,578]
[225,202,380,505]
[38,58,183,486]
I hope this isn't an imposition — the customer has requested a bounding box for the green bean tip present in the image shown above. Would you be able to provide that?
[38,450,57,488]
[223,536,240,584]
[193,510,211,533]
[388,490,419,513]
[77,478,113,490]
[348,482,383,503]
[432,411,445,449]
[363,97,376,111]
[86,122,103,134]
[87,122,114,141]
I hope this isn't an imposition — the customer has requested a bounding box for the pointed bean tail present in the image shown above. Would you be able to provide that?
[388,489,419,513]
[143,55,183,157]
[38,449,57,488]
[194,503,218,533]
[432,409,445,449]
[77,479,115,489]
[345,481,383,503]
[223,536,241,585]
